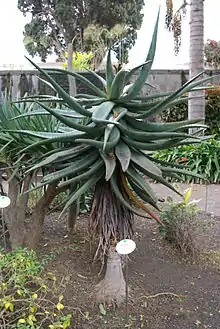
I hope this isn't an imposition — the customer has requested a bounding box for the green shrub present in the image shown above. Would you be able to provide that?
[160,93,220,135]
[0,248,71,329]
[159,187,210,259]
[154,138,220,183]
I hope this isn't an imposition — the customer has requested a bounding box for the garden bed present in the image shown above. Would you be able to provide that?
[36,211,220,329]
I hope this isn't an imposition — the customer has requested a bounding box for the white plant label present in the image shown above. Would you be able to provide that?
[0,195,11,208]
[116,239,136,255]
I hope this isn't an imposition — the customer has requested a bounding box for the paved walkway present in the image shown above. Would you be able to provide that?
[150,183,220,216]
[2,181,220,216]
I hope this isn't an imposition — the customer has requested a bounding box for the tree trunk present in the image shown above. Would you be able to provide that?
[68,184,80,233]
[188,0,205,130]
[68,202,79,233]
[4,175,29,249]
[67,45,78,227]
[94,246,126,306]
[23,183,58,249]
[3,168,66,250]
[67,42,77,96]
[90,180,134,306]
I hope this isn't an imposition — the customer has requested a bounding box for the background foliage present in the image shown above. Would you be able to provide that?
[154,139,220,183]
[62,51,93,71]
[18,0,144,63]
[204,39,220,68]
[160,90,220,135]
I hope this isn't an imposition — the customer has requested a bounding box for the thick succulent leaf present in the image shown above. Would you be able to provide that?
[45,68,106,98]
[43,152,99,184]
[100,151,116,181]
[122,136,198,151]
[103,120,115,150]
[37,77,57,93]
[122,173,163,223]
[119,121,199,142]
[135,91,174,102]
[120,101,155,114]
[58,159,104,188]
[76,97,106,106]
[18,130,88,154]
[131,150,162,176]
[35,147,64,161]
[122,61,152,91]
[109,69,128,99]
[75,93,98,99]
[127,176,159,209]
[175,124,208,131]
[25,56,91,117]
[160,165,205,180]
[19,94,58,100]
[110,172,151,218]
[19,96,106,107]
[60,171,104,217]
[2,129,67,139]
[126,117,204,132]
[146,153,190,169]
[124,95,201,114]
[134,86,214,102]
[106,49,115,94]
[163,172,184,181]
[76,126,120,152]
[11,109,85,120]
[174,137,210,146]
[131,160,182,197]
[26,145,90,173]
[115,140,131,172]
[103,109,127,150]
[121,9,160,101]
[138,73,220,119]
[104,126,120,153]
[14,98,65,105]
[85,68,107,90]
[73,138,105,149]
[35,102,98,133]
[92,101,115,125]
[126,166,157,203]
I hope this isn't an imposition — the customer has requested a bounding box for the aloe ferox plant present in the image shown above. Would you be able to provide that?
[7,10,214,305]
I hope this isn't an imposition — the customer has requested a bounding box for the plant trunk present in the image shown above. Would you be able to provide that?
[3,169,66,250]
[4,175,30,249]
[68,184,80,233]
[23,183,58,249]
[68,202,79,233]
[94,246,126,306]
[90,180,134,306]
[188,0,205,132]
[67,44,77,226]
[67,42,77,96]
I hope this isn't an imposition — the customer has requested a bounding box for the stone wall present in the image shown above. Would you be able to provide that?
[1,69,220,99]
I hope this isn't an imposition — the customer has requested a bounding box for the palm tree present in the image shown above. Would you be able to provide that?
[0,99,68,249]
[165,0,205,125]
[188,0,205,125]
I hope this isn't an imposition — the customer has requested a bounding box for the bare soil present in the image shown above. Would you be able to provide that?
[37,212,220,329]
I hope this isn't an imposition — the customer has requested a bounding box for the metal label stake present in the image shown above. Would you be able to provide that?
[116,239,136,322]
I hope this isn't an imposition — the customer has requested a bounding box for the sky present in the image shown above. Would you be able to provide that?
[0,0,220,69]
